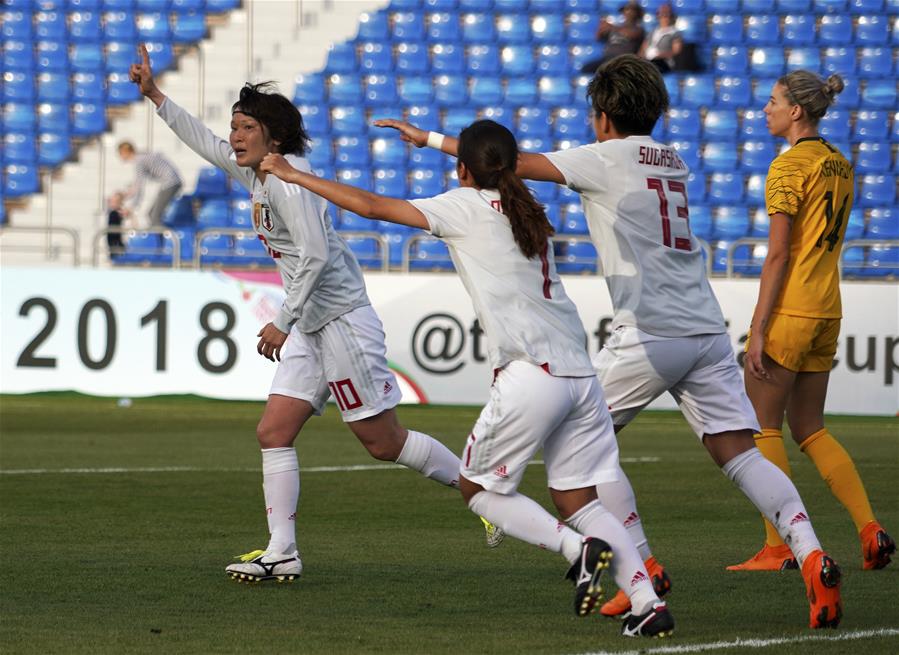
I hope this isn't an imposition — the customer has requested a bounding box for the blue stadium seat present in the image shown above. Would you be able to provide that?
[843,207,865,240]
[410,168,445,197]
[689,205,712,241]
[4,133,36,164]
[392,0,425,9]
[357,10,389,41]
[145,41,173,70]
[702,142,738,171]
[137,0,172,10]
[750,47,785,77]
[841,244,866,276]
[197,199,231,228]
[428,12,461,41]
[396,42,430,73]
[442,107,478,133]
[703,109,738,141]
[856,16,889,45]
[864,246,899,277]
[685,173,706,206]
[229,199,251,228]
[4,163,40,197]
[293,73,326,104]
[391,12,425,41]
[326,43,357,73]
[741,141,775,171]
[862,80,897,109]
[741,109,771,140]
[501,44,535,75]
[462,12,497,41]
[409,237,453,271]
[3,41,33,72]
[70,10,102,42]
[329,73,363,104]
[425,0,460,7]
[71,71,104,102]
[345,236,384,270]
[136,12,171,41]
[570,44,601,71]
[37,40,69,72]
[745,173,766,205]
[681,75,716,107]
[381,226,414,267]
[399,76,435,104]
[480,105,515,130]
[529,179,557,203]
[505,78,538,105]
[663,75,681,106]
[819,15,852,45]
[716,45,750,75]
[434,74,468,105]
[517,107,552,137]
[822,47,856,77]
[231,232,273,267]
[671,140,701,171]
[553,106,590,140]
[330,106,366,135]
[850,0,885,10]
[831,77,860,108]
[470,75,503,104]
[172,11,206,42]
[745,15,780,45]
[196,233,233,266]
[675,14,706,42]
[866,207,899,238]
[496,13,531,43]
[537,44,568,73]
[206,0,241,10]
[338,210,374,231]
[567,12,598,43]
[3,102,37,133]
[105,41,138,71]
[707,0,740,10]
[159,197,195,229]
[335,136,370,167]
[194,167,228,199]
[34,10,67,41]
[410,145,444,168]
[855,142,891,173]
[561,203,588,234]
[815,0,848,10]
[556,240,597,274]
[544,202,562,232]
[819,109,851,141]
[431,43,465,73]
[336,168,373,192]
[710,14,742,44]
[107,71,140,104]
[712,206,749,241]
[780,14,815,46]
[776,0,811,9]
[467,44,500,73]
[4,72,35,103]
[538,75,572,105]
[2,11,33,41]
[102,0,135,10]
[364,74,399,106]
[374,168,408,197]
[786,47,821,74]
[298,104,329,136]
[858,174,896,207]
[495,0,529,9]
[37,102,69,133]
[716,77,751,108]
[171,0,206,11]
[747,207,770,236]
[460,0,494,8]
[708,173,744,205]
[859,48,891,78]
[407,105,441,132]
[531,13,565,43]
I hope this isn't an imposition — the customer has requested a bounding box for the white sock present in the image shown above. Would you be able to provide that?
[596,469,653,561]
[262,447,299,555]
[722,448,821,566]
[468,490,583,562]
[396,430,460,487]
[567,500,659,615]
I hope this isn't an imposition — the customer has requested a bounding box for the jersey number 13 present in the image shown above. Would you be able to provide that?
[647,177,691,251]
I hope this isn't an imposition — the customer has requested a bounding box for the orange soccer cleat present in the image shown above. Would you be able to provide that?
[600,556,671,618]
[860,521,896,570]
[801,550,842,629]
[726,543,798,571]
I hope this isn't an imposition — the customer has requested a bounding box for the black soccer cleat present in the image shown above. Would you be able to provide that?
[621,601,675,638]
[565,537,613,617]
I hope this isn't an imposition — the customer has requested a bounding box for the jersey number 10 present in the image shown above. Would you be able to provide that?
[647,178,691,251]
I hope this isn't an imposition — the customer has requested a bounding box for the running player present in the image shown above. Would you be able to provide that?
[378,55,843,629]
[730,70,895,572]
[128,45,501,582]
[260,120,675,638]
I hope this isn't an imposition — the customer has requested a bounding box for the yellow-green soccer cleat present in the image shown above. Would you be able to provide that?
[480,516,505,548]
[225,549,303,583]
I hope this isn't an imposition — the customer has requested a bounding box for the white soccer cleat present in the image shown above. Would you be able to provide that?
[225,549,303,583]
[481,516,505,548]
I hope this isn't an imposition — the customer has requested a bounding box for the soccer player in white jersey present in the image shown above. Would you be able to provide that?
[127,45,502,582]
[379,55,843,630]
[260,120,675,638]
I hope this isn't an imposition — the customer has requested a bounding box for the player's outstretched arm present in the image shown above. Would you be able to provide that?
[129,44,166,108]
[261,153,429,230]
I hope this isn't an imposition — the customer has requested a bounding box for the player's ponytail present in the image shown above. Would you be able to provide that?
[778,70,844,125]
[457,120,554,260]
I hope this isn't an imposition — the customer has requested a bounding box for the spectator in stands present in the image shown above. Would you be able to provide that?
[106,190,129,257]
[639,4,682,74]
[579,1,646,74]
[117,141,183,228]
[732,70,895,574]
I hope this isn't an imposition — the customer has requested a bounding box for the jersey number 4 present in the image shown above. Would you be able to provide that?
[647,178,691,251]
[816,191,849,252]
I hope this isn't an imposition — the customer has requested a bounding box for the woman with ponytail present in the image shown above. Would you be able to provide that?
[261,119,674,638]
[730,70,895,573]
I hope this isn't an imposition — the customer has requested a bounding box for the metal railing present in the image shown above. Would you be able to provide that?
[91,226,182,268]
[0,225,81,266]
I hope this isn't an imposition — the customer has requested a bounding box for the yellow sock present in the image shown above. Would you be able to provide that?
[754,429,790,547]
[799,428,876,532]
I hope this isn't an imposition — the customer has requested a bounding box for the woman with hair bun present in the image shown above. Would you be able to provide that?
[730,71,895,574]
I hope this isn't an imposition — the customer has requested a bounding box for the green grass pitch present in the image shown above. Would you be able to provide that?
[1,394,896,654]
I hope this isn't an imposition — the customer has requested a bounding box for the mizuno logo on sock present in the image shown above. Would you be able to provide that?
[630,570,648,587]
[790,512,810,525]
[623,511,640,527]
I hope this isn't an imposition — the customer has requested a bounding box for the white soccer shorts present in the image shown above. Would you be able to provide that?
[593,327,760,437]
[461,360,621,495]
[269,305,402,422]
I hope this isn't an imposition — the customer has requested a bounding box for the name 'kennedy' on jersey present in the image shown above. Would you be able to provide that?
[637,145,686,170]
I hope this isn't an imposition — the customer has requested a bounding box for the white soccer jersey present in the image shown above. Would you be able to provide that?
[411,187,595,377]
[545,137,726,337]
[157,98,370,334]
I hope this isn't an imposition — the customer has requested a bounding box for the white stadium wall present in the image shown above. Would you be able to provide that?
[2,267,897,416]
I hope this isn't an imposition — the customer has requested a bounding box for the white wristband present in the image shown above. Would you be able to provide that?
[427,131,446,150]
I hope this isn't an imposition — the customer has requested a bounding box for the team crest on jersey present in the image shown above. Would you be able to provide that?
[253,202,274,232]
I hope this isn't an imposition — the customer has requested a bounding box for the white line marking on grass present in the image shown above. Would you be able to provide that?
[0,456,660,476]
[571,627,899,655]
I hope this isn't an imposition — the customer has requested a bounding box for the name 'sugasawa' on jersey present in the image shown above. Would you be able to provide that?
[637,145,687,170]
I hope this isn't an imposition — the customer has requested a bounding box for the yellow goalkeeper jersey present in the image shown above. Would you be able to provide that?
[765,136,854,319]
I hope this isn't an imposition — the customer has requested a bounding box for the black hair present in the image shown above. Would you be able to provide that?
[231,81,309,156]
[586,54,669,135]
[457,120,554,260]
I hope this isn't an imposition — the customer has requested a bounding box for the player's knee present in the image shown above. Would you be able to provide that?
[361,437,402,461]
[256,420,292,449]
